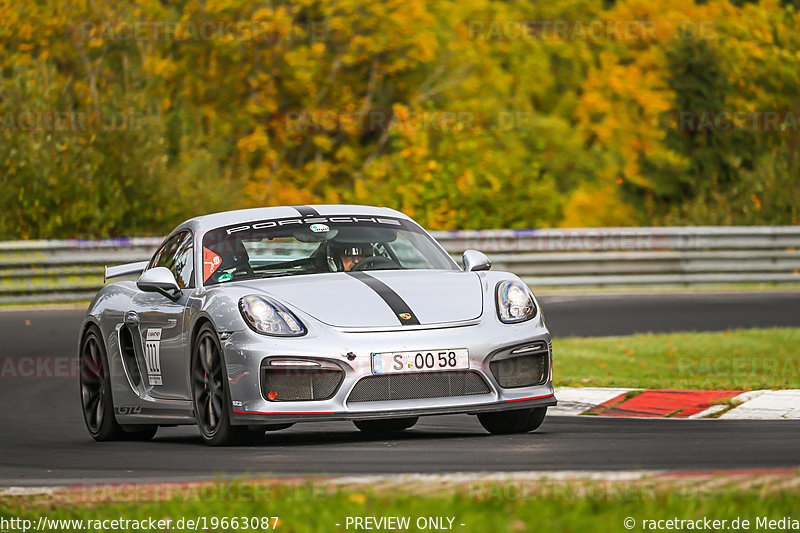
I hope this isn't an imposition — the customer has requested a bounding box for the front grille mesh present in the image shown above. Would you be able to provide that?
[263,368,343,401]
[347,371,490,403]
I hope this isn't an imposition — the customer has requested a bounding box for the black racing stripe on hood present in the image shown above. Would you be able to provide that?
[346,272,421,326]
[292,205,320,216]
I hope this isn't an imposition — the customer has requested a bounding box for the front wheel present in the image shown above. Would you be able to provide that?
[80,326,124,441]
[191,323,255,446]
[80,326,157,441]
[354,417,418,433]
[478,407,547,435]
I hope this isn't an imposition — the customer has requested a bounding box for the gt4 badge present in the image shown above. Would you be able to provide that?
[115,405,142,415]
[144,328,163,386]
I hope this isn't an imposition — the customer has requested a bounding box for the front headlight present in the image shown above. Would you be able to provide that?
[496,281,536,323]
[239,295,306,336]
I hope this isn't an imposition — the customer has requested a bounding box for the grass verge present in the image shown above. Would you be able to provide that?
[554,327,800,390]
[1,474,799,533]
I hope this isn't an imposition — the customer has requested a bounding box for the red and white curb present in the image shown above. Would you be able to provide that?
[551,387,800,419]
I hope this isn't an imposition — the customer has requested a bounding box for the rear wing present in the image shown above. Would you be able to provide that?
[104,261,149,283]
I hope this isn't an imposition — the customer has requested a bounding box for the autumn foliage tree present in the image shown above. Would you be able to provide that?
[0,0,798,238]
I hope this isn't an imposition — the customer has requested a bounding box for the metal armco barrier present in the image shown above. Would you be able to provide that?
[1,227,799,303]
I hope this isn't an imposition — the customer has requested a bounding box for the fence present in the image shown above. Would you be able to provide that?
[1,227,799,303]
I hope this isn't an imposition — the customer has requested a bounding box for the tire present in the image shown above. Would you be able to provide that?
[478,407,547,435]
[191,323,255,446]
[80,325,125,441]
[80,326,158,442]
[353,417,418,433]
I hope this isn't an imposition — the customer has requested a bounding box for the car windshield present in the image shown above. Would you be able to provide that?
[201,215,457,285]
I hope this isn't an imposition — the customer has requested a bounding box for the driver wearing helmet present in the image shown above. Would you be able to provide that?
[338,244,373,271]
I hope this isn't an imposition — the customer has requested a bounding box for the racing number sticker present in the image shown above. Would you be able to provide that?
[203,247,222,282]
[145,328,163,386]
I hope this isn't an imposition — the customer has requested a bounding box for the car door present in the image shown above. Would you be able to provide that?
[130,231,195,400]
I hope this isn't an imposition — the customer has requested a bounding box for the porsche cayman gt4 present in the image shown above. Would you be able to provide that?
[79,205,556,445]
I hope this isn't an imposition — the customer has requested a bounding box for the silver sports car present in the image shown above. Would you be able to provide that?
[79,205,556,445]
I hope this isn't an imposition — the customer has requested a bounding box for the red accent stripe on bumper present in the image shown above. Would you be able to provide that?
[506,393,555,403]
[234,410,335,415]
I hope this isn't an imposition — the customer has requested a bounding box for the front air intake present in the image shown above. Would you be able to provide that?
[489,343,549,388]
[261,362,343,401]
[118,326,142,388]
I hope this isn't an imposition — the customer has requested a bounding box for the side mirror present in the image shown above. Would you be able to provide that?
[137,267,182,300]
[462,250,492,272]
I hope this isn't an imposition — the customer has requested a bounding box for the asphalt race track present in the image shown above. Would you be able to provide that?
[1,291,799,487]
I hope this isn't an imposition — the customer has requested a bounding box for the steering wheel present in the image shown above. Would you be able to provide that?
[351,256,401,271]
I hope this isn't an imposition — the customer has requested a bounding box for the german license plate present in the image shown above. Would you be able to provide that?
[371,349,469,374]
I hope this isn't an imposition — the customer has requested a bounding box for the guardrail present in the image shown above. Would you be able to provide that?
[1,227,799,303]
[434,227,800,287]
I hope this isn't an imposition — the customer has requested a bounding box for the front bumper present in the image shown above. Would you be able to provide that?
[231,394,556,424]
[222,316,555,425]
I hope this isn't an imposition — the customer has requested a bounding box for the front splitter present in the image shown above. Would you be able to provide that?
[231,393,557,425]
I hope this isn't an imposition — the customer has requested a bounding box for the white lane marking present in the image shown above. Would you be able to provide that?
[688,404,728,419]
[0,486,65,496]
[719,389,800,419]
[327,470,664,485]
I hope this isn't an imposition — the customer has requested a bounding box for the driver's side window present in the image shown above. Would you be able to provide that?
[150,231,195,288]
